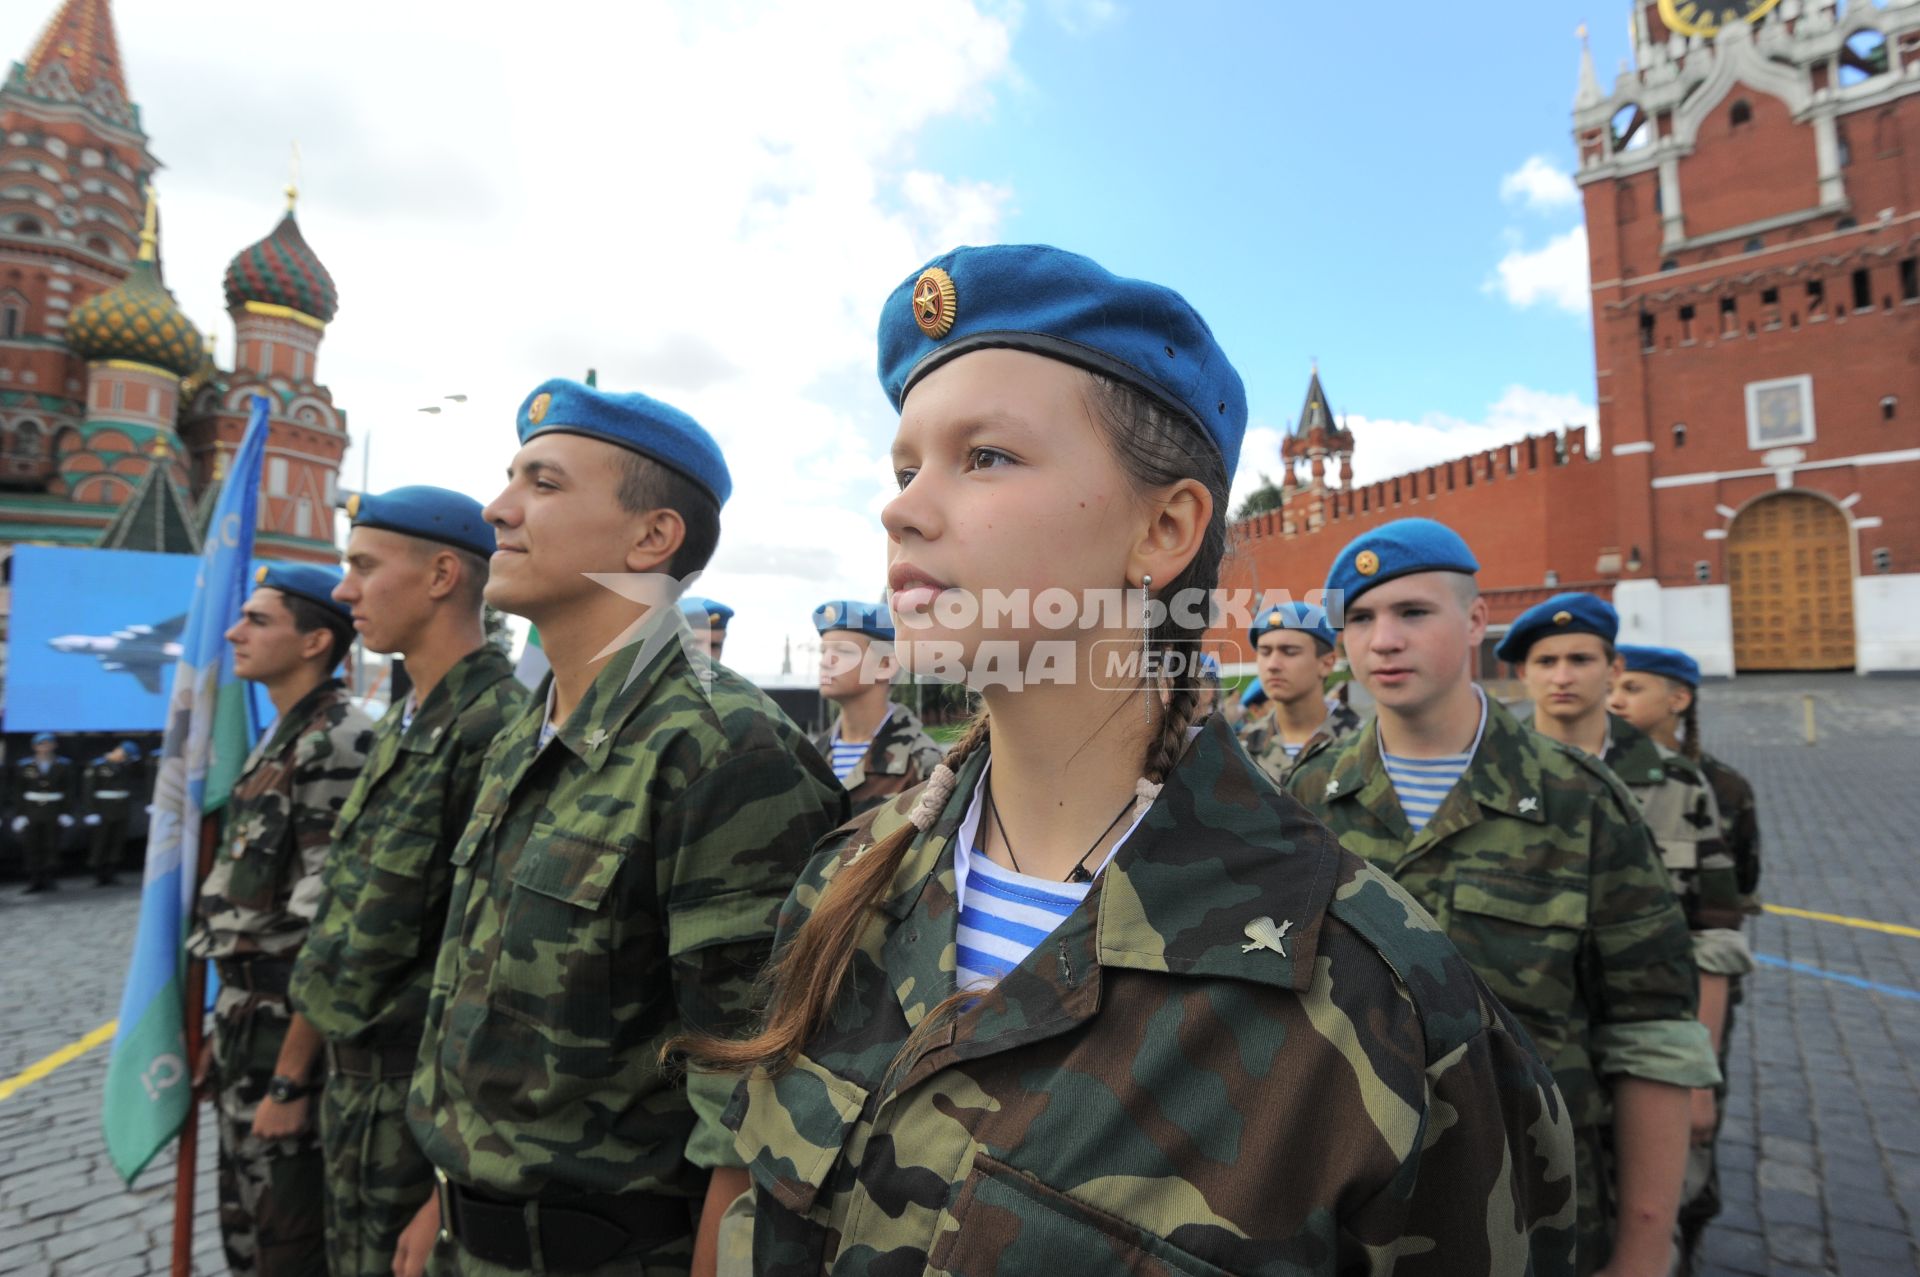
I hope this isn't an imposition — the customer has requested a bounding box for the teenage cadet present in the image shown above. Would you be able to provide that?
[81,740,142,884]
[1237,600,1358,785]
[286,488,529,1277]
[11,731,76,893]
[187,564,374,1277]
[681,596,733,661]
[680,245,1577,1276]
[406,380,845,1276]
[810,597,943,816]
[1286,524,1719,1276]
[1610,644,1761,1270]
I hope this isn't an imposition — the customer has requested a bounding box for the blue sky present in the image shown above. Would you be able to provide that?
[913,3,1621,439]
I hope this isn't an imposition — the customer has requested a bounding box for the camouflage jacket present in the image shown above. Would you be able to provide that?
[1238,699,1362,788]
[187,680,374,962]
[290,647,528,1047]
[10,755,77,820]
[810,701,944,816]
[409,635,846,1202]
[1285,698,1718,1131]
[1700,751,1762,920]
[727,715,1578,1277]
[1602,718,1751,977]
[82,758,141,817]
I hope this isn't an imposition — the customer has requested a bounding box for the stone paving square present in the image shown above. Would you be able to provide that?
[1,673,1918,1274]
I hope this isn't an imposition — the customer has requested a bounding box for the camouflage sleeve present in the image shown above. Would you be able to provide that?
[658,745,840,1170]
[286,719,373,924]
[1686,782,1753,976]
[1583,785,1720,1089]
[1719,765,1763,916]
[1347,1013,1578,1276]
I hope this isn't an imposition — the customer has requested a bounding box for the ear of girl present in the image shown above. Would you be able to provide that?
[672,243,1576,1276]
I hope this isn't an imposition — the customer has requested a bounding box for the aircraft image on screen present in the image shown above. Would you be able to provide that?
[48,614,186,694]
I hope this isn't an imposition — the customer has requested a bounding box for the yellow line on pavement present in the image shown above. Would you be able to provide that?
[1765,904,1920,941]
[0,1020,117,1102]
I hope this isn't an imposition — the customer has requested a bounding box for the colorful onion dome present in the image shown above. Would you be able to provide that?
[222,188,338,324]
[65,191,207,379]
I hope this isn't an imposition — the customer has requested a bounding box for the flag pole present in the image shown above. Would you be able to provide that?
[171,818,218,1277]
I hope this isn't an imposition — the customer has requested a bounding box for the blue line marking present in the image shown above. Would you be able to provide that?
[1753,952,1920,1003]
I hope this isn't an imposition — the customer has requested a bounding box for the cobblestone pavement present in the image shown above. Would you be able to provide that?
[2,672,1918,1275]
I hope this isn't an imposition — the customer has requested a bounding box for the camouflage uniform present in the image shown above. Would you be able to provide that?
[11,752,76,887]
[409,638,845,1276]
[1287,697,1719,1275]
[810,701,944,816]
[289,648,528,1277]
[82,754,141,880]
[1680,752,1765,1249]
[186,679,374,1277]
[728,715,1580,1277]
[1237,699,1361,788]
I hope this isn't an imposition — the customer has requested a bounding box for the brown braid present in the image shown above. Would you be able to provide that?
[1678,691,1702,761]
[1146,679,1201,785]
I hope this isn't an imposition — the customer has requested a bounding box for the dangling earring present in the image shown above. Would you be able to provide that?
[1139,574,1154,723]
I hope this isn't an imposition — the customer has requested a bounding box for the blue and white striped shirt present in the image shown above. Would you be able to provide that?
[1379,687,1488,833]
[828,735,868,782]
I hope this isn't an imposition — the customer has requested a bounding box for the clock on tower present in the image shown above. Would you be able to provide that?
[1657,0,1786,37]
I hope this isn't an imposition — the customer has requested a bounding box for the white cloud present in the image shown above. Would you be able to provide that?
[1231,385,1597,500]
[1487,226,1591,313]
[31,0,1028,680]
[1499,156,1580,212]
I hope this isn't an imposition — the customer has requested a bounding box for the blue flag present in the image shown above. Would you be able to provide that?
[102,396,271,1184]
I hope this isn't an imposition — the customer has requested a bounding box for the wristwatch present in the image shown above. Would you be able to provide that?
[266,1075,312,1104]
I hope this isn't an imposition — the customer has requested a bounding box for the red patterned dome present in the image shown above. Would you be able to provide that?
[223,209,338,324]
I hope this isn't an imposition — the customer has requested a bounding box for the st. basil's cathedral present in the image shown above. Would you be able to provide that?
[0,0,347,570]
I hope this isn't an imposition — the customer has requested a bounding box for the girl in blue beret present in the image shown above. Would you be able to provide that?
[678,244,1574,1277]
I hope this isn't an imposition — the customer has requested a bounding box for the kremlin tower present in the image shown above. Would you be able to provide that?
[0,0,351,563]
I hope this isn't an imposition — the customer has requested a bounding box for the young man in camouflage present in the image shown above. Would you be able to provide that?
[810,598,942,816]
[11,731,77,893]
[81,740,142,885]
[287,487,529,1277]
[407,379,845,1276]
[187,564,374,1277]
[1237,600,1358,786]
[1287,519,1719,1277]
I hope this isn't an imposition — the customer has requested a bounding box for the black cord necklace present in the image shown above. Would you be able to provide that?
[984,777,1137,884]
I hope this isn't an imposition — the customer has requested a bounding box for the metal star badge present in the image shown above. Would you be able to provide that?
[1242,916,1293,958]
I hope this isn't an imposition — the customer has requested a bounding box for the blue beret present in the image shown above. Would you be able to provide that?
[1619,644,1701,688]
[516,378,731,508]
[345,485,494,558]
[680,597,733,628]
[1326,518,1479,607]
[118,740,142,761]
[31,731,54,745]
[877,244,1249,476]
[813,599,895,642]
[1239,681,1268,709]
[1494,592,1619,664]
[1198,652,1220,677]
[254,563,352,623]
[1249,600,1337,652]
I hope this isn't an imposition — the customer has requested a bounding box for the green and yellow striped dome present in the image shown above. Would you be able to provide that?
[65,192,206,380]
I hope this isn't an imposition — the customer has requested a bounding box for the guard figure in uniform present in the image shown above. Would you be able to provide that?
[1287,519,1719,1276]
[810,598,942,816]
[187,564,374,1277]
[82,739,143,885]
[681,596,732,662]
[407,379,845,1275]
[1236,601,1357,785]
[287,488,529,1277]
[11,731,77,893]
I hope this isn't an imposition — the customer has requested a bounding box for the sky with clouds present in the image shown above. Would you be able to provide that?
[2,0,1622,678]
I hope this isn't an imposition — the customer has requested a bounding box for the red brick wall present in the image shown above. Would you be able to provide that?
[1677,88,1822,239]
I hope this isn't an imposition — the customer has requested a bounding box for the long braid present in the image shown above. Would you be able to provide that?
[1679,693,1702,761]
[1145,679,1200,787]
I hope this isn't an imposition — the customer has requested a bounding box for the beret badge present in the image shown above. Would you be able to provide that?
[1355,550,1380,577]
[254,565,270,584]
[527,392,551,425]
[1553,610,1573,625]
[344,493,362,517]
[912,267,957,339]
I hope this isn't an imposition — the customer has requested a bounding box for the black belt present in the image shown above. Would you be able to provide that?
[325,1040,418,1079]
[434,1170,692,1272]
[215,957,295,997]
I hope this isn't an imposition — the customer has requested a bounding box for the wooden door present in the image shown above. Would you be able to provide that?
[1726,492,1855,671]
